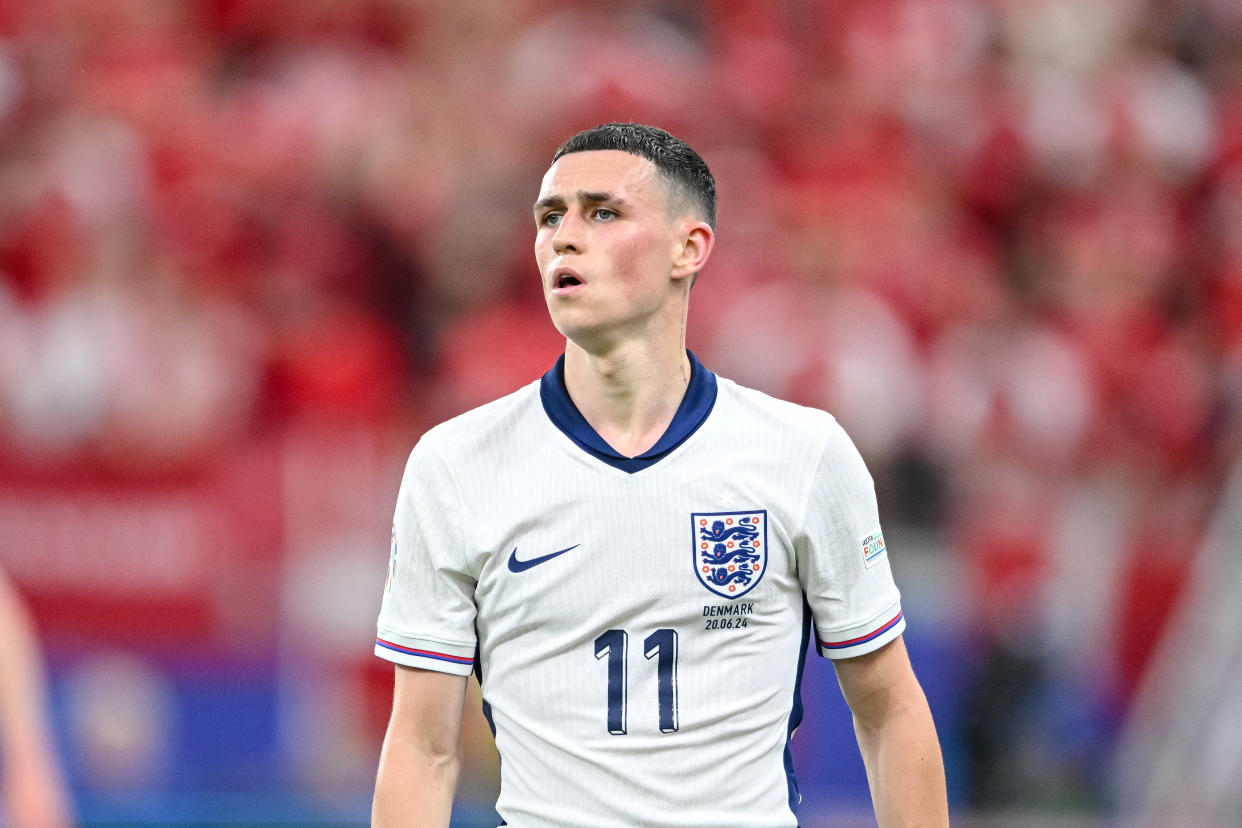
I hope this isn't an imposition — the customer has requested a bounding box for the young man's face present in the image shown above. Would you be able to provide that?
[533,150,691,351]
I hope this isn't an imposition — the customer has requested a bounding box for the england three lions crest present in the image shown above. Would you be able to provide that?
[692,510,767,599]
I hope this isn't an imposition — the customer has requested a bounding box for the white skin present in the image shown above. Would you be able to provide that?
[532,149,714,456]
[0,568,71,828]
[374,148,947,828]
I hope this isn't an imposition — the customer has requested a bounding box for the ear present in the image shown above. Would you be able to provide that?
[671,221,715,282]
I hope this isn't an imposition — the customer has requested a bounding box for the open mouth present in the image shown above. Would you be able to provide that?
[551,268,584,291]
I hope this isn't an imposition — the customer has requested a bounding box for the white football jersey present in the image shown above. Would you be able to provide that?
[375,352,904,827]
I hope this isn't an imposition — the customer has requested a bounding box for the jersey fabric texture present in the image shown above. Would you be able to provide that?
[375,352,905,828]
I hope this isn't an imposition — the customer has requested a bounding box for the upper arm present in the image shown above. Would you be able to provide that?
[375,439,474,756]
[799,419,905,659]
[375,439,479,675]
[833,635,925,729]
[387,664,469,756]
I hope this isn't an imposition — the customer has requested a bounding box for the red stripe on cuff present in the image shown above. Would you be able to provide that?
[819,610,903,650]
[376,638,473,665]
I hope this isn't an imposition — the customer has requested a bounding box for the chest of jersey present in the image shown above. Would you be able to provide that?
[467,432,811,750]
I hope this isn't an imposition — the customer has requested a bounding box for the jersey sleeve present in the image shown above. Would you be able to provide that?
[797,418,905,660]
[374,436,477,676]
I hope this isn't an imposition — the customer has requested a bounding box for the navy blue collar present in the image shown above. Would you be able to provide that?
[539,350,718,474]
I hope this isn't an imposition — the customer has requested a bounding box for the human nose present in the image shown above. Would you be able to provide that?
[551,210,582,254]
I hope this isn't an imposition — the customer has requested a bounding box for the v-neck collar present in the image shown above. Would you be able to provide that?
[539,350,718,474]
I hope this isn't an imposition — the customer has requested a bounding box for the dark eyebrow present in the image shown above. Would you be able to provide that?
[533,190,629,214]
[533,194,566,214]
[577,190,625,207]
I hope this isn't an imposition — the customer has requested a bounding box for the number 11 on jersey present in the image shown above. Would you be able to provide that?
[593,628,679,735]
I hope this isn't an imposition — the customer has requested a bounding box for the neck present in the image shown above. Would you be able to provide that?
[562,335,692,458]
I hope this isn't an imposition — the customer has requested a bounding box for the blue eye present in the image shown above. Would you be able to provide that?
[593,208,616,221]
[541,212,562,227]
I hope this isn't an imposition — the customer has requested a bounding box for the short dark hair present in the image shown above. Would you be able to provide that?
[552,122,717,229]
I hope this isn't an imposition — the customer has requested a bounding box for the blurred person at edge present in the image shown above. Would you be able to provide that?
[0,567,71,828]
[372,124,947,827]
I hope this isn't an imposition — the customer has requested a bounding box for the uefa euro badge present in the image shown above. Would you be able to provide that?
[692,510,767,599]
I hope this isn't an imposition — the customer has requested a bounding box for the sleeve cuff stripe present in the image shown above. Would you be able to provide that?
[376,638,474,665]
[819,610,903,649]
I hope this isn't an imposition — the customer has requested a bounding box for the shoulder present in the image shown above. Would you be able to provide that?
[711,375,869,488]
[714,375,845,448]
[412,380,543,467]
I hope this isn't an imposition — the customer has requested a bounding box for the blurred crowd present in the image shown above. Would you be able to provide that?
[2,0,1241,814]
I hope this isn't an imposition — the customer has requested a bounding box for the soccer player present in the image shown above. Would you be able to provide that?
[373,123,947,827]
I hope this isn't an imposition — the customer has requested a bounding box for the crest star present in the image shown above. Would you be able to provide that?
[718,491,735,505]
